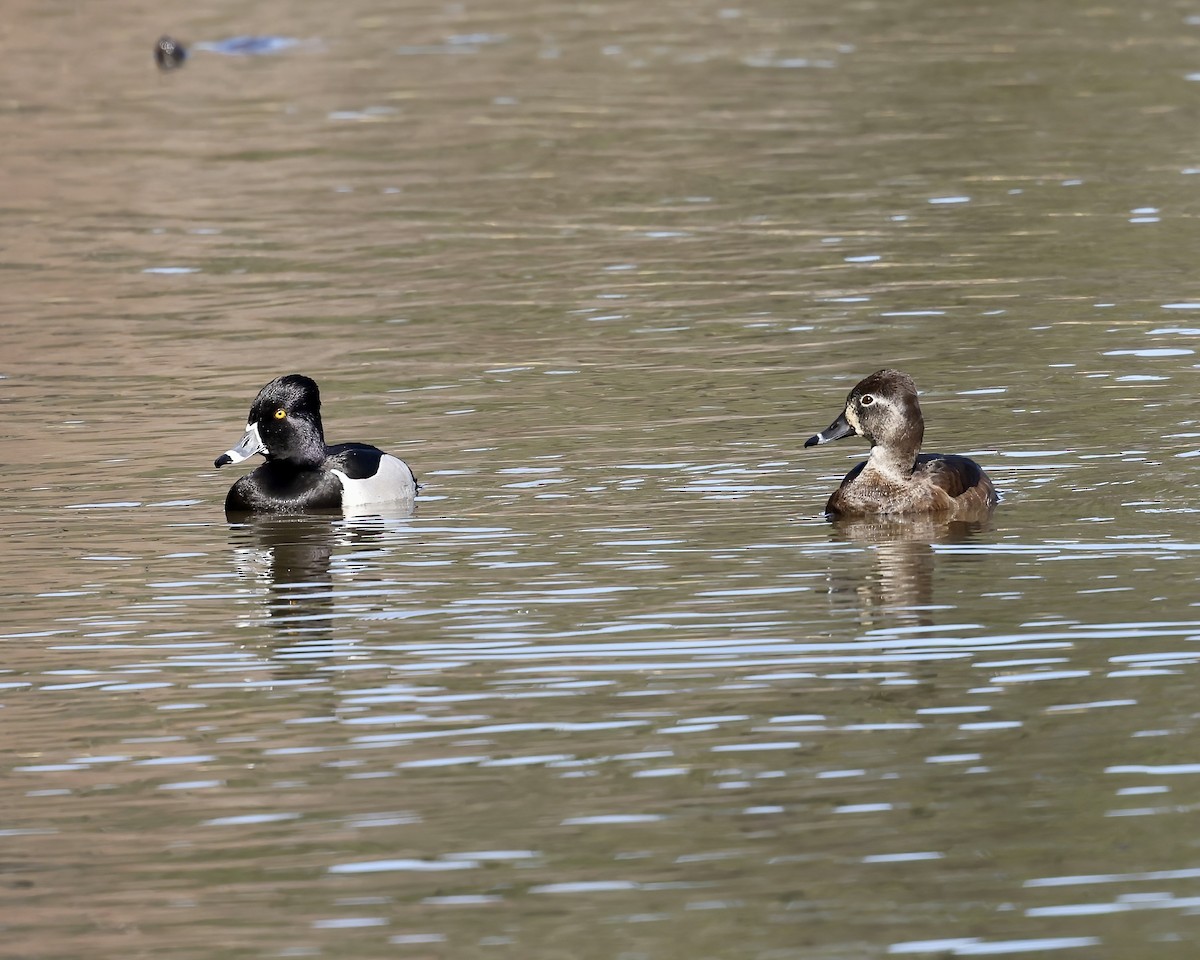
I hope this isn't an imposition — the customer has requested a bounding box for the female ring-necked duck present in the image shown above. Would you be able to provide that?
[804,369,997,519]
[214,374,417,515]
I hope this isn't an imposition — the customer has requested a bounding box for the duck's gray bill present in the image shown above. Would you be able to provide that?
[804,412,856,448]
[214,423,265,468]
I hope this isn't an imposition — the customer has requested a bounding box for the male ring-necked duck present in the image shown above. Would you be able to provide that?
[804,369,997,519]
[214,374,417,515]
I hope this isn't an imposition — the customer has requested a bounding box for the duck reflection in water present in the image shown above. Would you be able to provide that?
[227,512,410,642]
[823,515,991,628]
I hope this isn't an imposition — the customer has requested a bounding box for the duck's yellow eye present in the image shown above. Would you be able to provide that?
[273,408,287,420]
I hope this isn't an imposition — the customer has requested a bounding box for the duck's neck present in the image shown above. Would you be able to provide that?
[289,436,328,469]
[865,420,923,480]
[267,419,327,468]
[866,443,917,480]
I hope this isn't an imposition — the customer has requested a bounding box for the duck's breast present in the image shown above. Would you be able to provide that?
[825,454,996,517]
[225,461,343,514]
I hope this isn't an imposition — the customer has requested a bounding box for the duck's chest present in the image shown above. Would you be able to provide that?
[227,462,344,513]
[829,463,953,516]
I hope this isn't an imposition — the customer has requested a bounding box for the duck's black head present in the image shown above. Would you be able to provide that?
[249,375,327,466]
[215,374,327,470]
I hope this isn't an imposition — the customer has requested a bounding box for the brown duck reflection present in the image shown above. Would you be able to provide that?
[823,515,991,627]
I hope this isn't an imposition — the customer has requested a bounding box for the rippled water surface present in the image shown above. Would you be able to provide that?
[7,0,1200,957]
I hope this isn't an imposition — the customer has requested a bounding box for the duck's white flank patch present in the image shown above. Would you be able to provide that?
[330,454,417,509]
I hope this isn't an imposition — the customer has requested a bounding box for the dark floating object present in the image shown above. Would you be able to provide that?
[155,35,187,70]
[154,33,308,70]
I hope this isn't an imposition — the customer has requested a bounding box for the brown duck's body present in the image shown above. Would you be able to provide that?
[805,369,998,520]
[825,451,996,518]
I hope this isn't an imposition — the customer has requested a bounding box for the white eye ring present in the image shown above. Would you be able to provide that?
[860,394,875,406]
